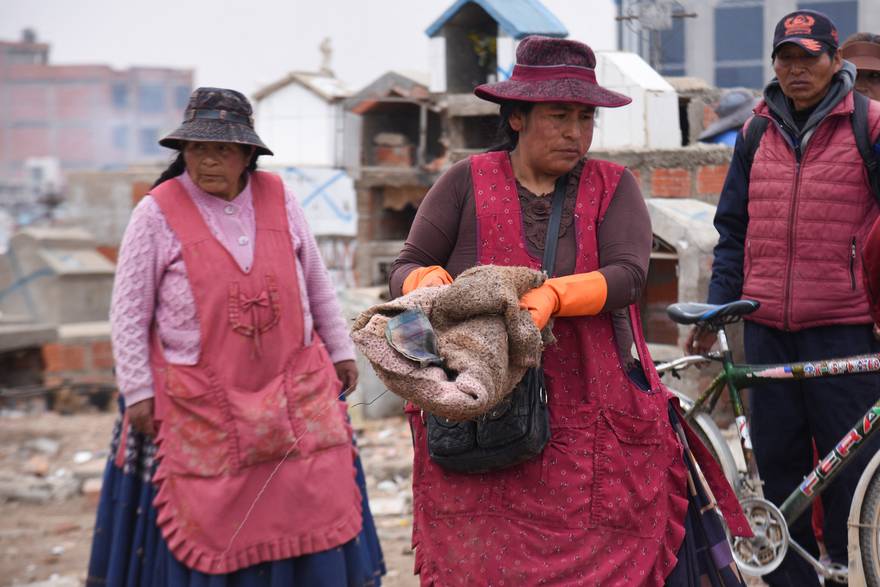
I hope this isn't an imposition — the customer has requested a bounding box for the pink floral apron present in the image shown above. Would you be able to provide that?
[407,152,746,586]
[146,171,362,574]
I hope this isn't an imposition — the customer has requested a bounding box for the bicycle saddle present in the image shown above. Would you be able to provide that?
[666,300,760,328]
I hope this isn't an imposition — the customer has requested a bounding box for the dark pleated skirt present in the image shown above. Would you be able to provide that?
[87,414,386,587]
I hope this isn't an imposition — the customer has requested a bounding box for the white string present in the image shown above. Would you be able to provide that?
[216,385,391,564]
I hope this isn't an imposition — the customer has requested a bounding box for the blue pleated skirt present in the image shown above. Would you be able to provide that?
[87,414,386,587]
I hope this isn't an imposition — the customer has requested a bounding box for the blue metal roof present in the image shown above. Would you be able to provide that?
[425,0,568,39]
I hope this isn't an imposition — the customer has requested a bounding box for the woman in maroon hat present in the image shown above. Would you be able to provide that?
[842,33,880,101]
[87,87,385,586]
[389,36,747,586]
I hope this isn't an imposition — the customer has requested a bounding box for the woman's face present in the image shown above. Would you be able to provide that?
[182,141,254,199]
[509,102,596,177]
[855,69,880,101]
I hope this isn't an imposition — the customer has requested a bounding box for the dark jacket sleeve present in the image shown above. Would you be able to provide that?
[707,131,751,305]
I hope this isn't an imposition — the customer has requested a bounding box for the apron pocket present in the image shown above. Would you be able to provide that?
[591,408,664,537]
[287,344,349,454]
[227,371,298,468]
[160,365,233,476]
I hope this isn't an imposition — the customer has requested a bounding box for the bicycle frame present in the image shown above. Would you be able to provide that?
[676,325,880,529]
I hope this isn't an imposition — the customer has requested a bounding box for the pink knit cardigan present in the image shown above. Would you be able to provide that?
[110,171,354,407]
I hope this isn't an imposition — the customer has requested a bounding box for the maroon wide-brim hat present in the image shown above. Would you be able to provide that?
[160,87,273,156]
[474,36,631,108]
[842,41,880,72]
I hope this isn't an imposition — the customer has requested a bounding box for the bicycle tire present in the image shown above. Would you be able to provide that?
[691,411,739,488]
[667,388,740,492]
[859,467,880,586]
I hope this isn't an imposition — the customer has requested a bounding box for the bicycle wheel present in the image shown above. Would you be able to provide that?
[859,467,880,586]
[692,411,740,488]
[668,388,739,489]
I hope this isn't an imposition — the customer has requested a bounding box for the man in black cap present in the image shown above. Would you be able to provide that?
[689,9,880,586]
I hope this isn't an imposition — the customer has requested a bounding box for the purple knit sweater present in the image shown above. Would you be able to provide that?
[110,171,354,407]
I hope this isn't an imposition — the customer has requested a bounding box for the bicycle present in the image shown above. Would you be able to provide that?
[655,299,880,585]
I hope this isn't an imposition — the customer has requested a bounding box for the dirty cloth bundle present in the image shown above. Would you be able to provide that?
[351,265,549,421]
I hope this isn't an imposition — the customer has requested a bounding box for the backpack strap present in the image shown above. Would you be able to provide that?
[852,91,880,207]
[741,115,769,177]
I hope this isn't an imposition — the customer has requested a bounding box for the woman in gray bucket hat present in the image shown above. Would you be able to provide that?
[87,87,386,585]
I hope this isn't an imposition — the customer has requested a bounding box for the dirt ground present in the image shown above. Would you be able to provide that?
[0,409,419,587]
[0,408,770,587]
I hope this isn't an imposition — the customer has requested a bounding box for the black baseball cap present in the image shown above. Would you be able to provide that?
[772,9,839,57]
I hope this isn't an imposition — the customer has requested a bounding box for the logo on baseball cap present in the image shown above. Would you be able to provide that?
[772,9,839,57]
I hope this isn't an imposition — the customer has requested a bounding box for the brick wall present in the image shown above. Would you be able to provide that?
[589,144,734,205]
[41,337,114,387]
[651,167,692,198]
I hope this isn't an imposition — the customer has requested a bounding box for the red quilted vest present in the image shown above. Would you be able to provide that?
[744,92,880,330]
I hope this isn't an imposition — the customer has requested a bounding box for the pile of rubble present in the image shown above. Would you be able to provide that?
[0,408,420,587]
[0,436,105,505]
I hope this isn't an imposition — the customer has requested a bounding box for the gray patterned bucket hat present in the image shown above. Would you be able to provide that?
[159,87,273,156]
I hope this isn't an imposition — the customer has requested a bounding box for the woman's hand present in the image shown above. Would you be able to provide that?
[402,266,453,294]
[519,284,557,330]
[684,326,717,355]
[519,272,608,329]
[127,398,156,436]
[334,360,359,397]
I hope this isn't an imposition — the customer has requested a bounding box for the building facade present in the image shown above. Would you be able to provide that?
[619,0,880,88]
[0,30,193,183]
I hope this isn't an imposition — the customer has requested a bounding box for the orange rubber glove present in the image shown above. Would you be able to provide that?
[402,265,453,295]
[519,272,608,329]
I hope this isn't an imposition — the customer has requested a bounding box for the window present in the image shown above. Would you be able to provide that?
[654,17,686,76]
[714,2,765,88]
[716,66,765,88]
[175,85,191,110]
[112,126,128,150]
[139,128,162,155]
[111,83,128,108]
[797,1,858,41]
[139,85,165,113]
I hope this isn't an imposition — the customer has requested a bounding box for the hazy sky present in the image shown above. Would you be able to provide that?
[0,0,617,96]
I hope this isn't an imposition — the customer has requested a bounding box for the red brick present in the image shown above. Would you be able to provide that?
[651,167,692,198]
[373,145,412,167]
[697,164,729,195]
[42,343,86,373]
[96,246,118,264]
[703,104,719,128]
[91,340,114,370]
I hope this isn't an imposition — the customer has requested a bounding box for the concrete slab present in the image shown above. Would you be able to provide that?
[0,322,56,353]
[57,322,110,341]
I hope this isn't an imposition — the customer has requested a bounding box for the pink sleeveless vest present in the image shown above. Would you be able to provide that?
[147,172,362,574]
[407,153,698,585]
[744,94,880,330]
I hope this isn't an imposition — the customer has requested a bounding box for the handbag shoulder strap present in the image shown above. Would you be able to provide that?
[541,174,568,275]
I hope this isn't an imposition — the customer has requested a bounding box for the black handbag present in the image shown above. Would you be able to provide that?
[425,173,567,474]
